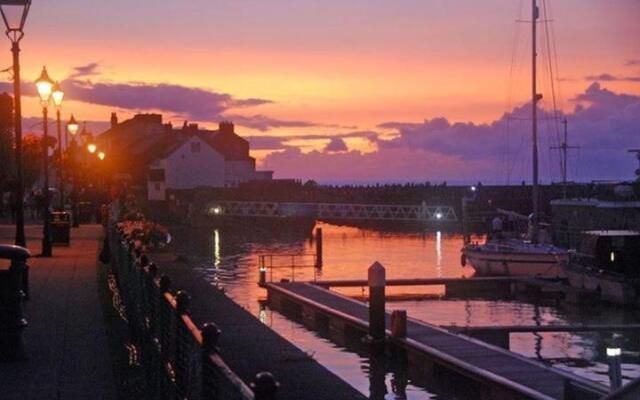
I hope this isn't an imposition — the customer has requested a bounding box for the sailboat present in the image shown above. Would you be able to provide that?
[462,0,568,278]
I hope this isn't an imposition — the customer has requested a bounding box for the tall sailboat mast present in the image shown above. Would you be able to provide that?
[531,0,541,242]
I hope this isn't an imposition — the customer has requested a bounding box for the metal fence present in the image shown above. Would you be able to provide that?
[108,225,278,400]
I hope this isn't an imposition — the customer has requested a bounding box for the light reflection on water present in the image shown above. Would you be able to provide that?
[174,222,640,398]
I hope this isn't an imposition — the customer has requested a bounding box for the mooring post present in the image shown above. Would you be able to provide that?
[368,261,386,343]
[607,345,623,391]
[315,227,323,269]
[391,310,407,339]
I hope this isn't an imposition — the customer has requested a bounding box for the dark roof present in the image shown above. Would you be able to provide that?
[96,114,254,176]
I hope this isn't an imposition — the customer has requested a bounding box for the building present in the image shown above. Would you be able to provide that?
[96,114,272,200]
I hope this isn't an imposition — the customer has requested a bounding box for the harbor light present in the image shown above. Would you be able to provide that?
[87,143,96,153]
[606,347,621,357]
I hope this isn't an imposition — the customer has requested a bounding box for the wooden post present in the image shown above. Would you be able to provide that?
[315,228,323,269]
[391,310,407,339]
[368,262,385,342]
[607,346,623,391]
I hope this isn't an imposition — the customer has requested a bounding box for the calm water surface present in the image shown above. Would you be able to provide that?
[173,222,640,399]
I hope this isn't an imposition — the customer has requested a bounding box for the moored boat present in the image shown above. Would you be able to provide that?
[463,238,567,277]
[564,230,640,305]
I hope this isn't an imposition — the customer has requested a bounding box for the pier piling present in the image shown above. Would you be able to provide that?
[315,228,323,269]
[391,310,407,339]
[368,262,386,343]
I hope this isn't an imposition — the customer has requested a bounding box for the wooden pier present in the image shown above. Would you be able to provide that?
[313,276,598,301]
[263,281,609,400]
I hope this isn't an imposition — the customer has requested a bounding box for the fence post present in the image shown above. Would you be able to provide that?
[201,322,222,400]
[251,372,279,400]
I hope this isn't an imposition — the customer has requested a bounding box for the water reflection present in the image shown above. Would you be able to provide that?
[171,221,640,395]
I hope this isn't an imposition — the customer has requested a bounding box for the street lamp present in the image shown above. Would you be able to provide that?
[35,65,54,257]
[97,151,105,161]
[87,143,96,154]
[67,115,80,228]
[67,114,78,136]
[0,0,31,247]
[52,81,64,208]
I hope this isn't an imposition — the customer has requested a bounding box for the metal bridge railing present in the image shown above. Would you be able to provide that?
[109,225,278,400]
[258,253,319,283]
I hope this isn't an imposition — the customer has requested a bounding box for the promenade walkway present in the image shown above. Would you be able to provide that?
[0,225,116,400]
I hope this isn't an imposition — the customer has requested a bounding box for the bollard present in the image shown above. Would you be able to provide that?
[607,346,623,391]
[175,290,191,315]
[368,262,386,342]
[391,310,407,339]
[251,371,279,400]
[201,322,221,353]
[159,275,172,293]
[315,227,323,269]
[148,262,158,276]
[0,244,31,361]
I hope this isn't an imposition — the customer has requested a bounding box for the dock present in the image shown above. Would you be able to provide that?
[313,276,598,301]
[264,281,609,400]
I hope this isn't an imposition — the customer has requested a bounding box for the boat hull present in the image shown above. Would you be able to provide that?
[463,247,566,278]
[565,266,637,305]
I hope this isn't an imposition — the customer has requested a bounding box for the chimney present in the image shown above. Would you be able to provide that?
[110,112,118,129]
[219,121,234,135]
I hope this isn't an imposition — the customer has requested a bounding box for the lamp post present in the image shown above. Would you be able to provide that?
[52,81,64,208]
[0,0,31,247]
[35,66,54,257]
[67,116,80,227]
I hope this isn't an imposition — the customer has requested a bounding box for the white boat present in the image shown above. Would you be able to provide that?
[462,0,568,278]
[463,238,567,278]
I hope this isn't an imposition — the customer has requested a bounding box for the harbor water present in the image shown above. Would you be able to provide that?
[171,221,640,399]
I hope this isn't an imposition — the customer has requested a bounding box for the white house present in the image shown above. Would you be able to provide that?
[146,122,272,201]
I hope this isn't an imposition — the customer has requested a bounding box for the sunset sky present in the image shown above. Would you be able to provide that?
[3,0,640,183]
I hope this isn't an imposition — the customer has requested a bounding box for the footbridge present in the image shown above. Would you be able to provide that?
[204,201,457,222]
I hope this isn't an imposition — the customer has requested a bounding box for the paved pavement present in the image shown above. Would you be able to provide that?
[0,225,116,400]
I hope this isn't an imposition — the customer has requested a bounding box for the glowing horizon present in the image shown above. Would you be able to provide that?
[3,0,639,182]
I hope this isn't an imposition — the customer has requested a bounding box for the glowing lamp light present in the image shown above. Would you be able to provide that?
[0,0,31,34]
[51,81,64,107]
[87,143,96,153]
[471,186,477,192]
[67,114,79,135]
[435,212,443,220]
[610,252,615,263]
[607,347,621,357]
[35,66,54,104]
[97,151,105,160]
[213,207,221,215]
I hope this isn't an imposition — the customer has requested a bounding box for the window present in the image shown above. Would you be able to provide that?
[191,142,201,153]
[148,169,165,182]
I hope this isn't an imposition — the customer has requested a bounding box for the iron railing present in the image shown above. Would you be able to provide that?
[109,225,277,400]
